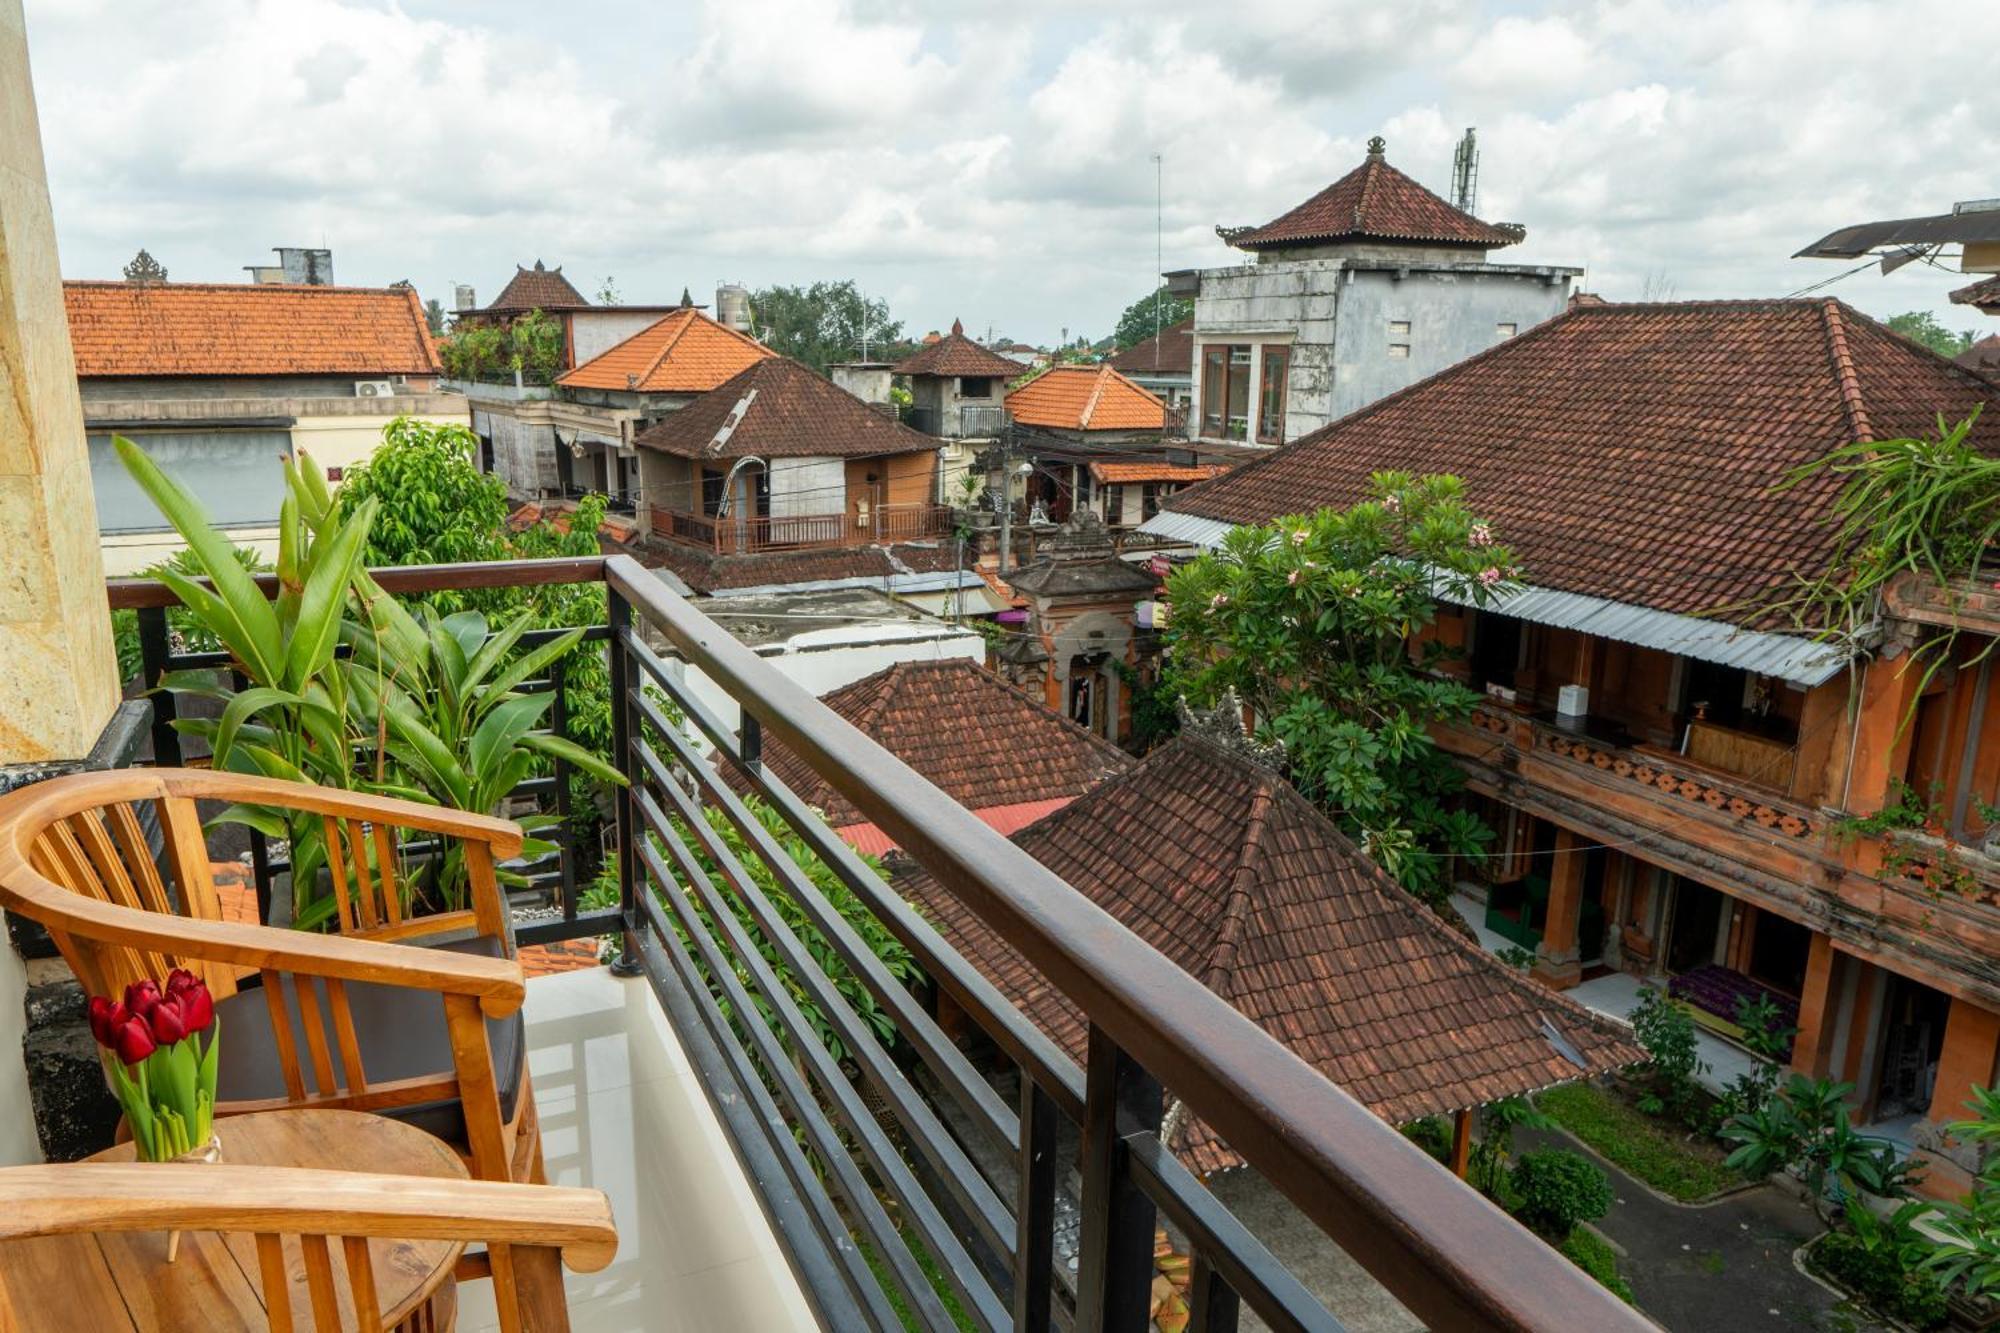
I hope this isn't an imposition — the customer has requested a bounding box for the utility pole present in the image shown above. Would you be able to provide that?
[1152,151,1164,367]
[997,422,1016,573]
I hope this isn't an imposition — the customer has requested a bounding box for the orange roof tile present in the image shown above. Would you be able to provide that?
[64,281,440,378]
[558,307,776,393]
[1088,461,1229,485]
[1005,365,1168,432]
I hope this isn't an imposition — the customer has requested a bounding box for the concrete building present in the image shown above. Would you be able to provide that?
[451,261,695,372]
[1172,137,1578,446]
[63,278,462,573]
[891,319,1023,440]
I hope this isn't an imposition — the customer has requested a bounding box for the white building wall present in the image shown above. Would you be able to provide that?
[571,310,670,365]
[1193,261,1341,443]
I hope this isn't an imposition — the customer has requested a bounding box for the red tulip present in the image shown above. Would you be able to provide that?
[164,969,200,1000]
[176,980,214,1034]
[123,980,161,1018]
[87,996,121,1048]
[111,1015,156,1065]
[146,998,187,1046]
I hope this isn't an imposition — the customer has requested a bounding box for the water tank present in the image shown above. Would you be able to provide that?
[454,284,478,311]
[716,283,752,333]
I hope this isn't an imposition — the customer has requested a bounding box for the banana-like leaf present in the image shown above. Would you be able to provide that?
[384,707,472,808]
[459,610,536,697]
[423,608,469,709]
[114,437,284,683]
[155,669,236,700]
[468,693,554,791]
[442,611,489,666]
[237,743,310,785]
[520,730,627,785]
[481,626,588,710]
[293,449,333,526]
[351,572,430,674]
[283,495,376,691]
[213,686,307,767]
[207,803,287,839]
[478,746,538,815]
[150,567,268,683]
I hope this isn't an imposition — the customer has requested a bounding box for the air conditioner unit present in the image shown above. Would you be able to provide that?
[353,380,395,398]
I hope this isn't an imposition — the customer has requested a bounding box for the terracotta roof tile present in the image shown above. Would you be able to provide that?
[1231,140,1521,252]
[1089,461,1229,485]
[891,319,1025,378]
[559,307,776,393]
[1960,334,2000,378]
[1105,318,1194,378]
[479,261,590,313]
[1168,299,2000,623]
[895,733,1643,1169]
[1950,275,2000,311]
[737,659,1130,828]
[64,281,441,378]
[1006,365,1168,432]
[635,358,937,459]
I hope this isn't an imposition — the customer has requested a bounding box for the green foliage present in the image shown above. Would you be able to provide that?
[1717,993,1795,1119]
[1401,1115,1453,1164]
[1720,1074,1920,1212]
[750,280,904,374]
[1815,1198,1950,1330]
[112,544,269,685]
[1469,1095,1552,1197]
[334,417,510,576]
[1510,1148,1613,1238]
[1558,1227,1635,1305]
[1496,944,1538,972]
[1161,474,1517,901]
[1112,288,1194,349]
[1886,311,1976,360]
[1922,1083,2000,1300]
[1109,660,1179,755]
[1628,987,1708,1125]
[437,309,563,384]
[423,298,446,335]
[1536,1082,1744,1201]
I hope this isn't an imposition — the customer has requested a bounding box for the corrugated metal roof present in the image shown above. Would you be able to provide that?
[1135,511,1851,686]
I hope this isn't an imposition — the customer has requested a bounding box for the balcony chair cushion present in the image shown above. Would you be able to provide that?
[210,934,525,1144]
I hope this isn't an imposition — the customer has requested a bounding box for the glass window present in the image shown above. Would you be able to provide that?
[1496,322,1518,339]
[1257,345,1289,444]
[1225,346,1251,439]
[1200,346,1229,435]
[89,430,292,533]
[1388,343,1411,359]
[959,377,994,399]
[1388,320,1412,337]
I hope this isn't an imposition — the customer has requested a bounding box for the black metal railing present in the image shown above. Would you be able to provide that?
[109,554,1647,1332]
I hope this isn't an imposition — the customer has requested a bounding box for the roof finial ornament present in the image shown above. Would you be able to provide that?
[533,259,546,271]
[951,317,964,336]
[122,248,168,284]
[1176,689,1286,773]
[680,287,693,307]
[1367,135,1386,159]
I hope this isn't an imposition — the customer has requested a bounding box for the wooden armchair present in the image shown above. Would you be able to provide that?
[0,1163,616,1332]
[0,768,541,1183]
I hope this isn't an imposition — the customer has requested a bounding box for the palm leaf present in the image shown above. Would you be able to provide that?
[520,730,627,785]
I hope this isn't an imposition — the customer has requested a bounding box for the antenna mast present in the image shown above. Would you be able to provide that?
[1451,127,1480,215]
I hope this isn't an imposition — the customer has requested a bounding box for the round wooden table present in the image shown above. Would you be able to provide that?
[0,1109,466,1332]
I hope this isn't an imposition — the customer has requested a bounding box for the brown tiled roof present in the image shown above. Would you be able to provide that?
[1006,365,1168,432]
[1168,299,2000,622]
[633,537,958,595]
[1231,139,1521,252]
[891,319,1025,378]
[740,659,1129,828]
[635,358,937,460]
[64,281,441,378]
[895,733,1642,1169]
[1089,461,1229,485]
[482,261,589,313]
[559,307,776,393]
[1950,275,2000,311]
[1960,334,2000,378]
[1106,318,1194,378]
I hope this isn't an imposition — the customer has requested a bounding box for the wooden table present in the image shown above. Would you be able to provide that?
[0,1109,466,1332]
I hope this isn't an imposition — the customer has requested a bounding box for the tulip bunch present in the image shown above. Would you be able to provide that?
[87,970,221,1162]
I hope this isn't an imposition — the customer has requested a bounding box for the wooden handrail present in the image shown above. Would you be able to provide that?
[105,555,610,610]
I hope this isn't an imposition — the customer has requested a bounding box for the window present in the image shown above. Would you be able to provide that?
[1387,344,1411,359]
[1141,483,1162,520]
[89,430,292,533]
[1496,322,1518,339]
[701,468,726,515]
[958,377,994,399]
[1388,320,1411,337]
[1200,343,1252,439]
[1257,345,1289,444]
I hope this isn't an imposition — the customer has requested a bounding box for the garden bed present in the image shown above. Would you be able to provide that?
[1537,1080,1746,1202]
[1801,1230,1949,1331]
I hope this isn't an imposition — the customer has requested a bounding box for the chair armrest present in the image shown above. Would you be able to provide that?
[53,894,526,1016]
[0,1164,616,1273]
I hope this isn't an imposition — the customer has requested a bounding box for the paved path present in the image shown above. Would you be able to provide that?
[1520,1127,1887,1332]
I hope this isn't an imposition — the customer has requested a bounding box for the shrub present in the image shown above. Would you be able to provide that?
[1816,1216,1949,1330]
[1510,1148,1612,1239]
[1402,1116,1453,1164]
[1628,987,1707,1125]
[1559,1228,1634,1305]
[1720,1074,1919,1215]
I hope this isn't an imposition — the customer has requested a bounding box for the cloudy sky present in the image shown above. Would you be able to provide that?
[21,0,1997,346]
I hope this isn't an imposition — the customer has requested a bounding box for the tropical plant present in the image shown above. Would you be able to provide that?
[1720,1074,1919,1214]
[1922,1083,2000,1300]
[1162,474,1517,901]
[1510,1148,1613,1239]
[1469,1095,1552,1198]
[1628,987,1708,1124]
[1819,1196,1950,1330]
[1717,992,1795,1118]
[436,309,563,384]
[111,544,269,684]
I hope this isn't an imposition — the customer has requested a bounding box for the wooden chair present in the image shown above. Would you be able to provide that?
[0,768,543,1184]
[0,1163,616,1332]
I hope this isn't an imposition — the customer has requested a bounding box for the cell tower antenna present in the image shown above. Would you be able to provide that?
[1451,127,1480,215]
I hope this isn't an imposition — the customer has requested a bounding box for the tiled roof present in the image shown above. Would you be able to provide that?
[1949,275,2000,311]
[739,659,1130,828]
[1168,299,2000,622]
[1960,334,2000,378]
[1230,138,1521,252]
[891,319,1025,378]
[559,307,775,393]
[895,732,1642,1169]
[1105,318,1194,379]
[64,281,441,378]
[635,358,937,460]
[482,261,589,313]
[1006,365,1168,432]
[841,799,1076,858]
[632,537,958,595]
[1089,461,1229,485]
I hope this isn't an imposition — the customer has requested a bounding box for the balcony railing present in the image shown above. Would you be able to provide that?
[647,503,952,554]
[109,556,1643,1332]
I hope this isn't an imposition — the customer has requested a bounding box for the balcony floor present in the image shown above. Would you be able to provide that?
[457,966,817,1332]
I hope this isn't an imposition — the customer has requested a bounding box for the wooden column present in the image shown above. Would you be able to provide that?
[1533,827,1585,990]
[1928,997,2000,1126]
[1790,932,1840,1079]
[1449,1109,1473,1179]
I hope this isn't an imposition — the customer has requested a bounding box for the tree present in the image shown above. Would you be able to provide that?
[1112,287,1193,349]
[333,417,510,576]
[423,298,447,335]
[593,275,623,306]
[1161,473,1516,901]
[750,280,903,373]
[1887,311,1976,359]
